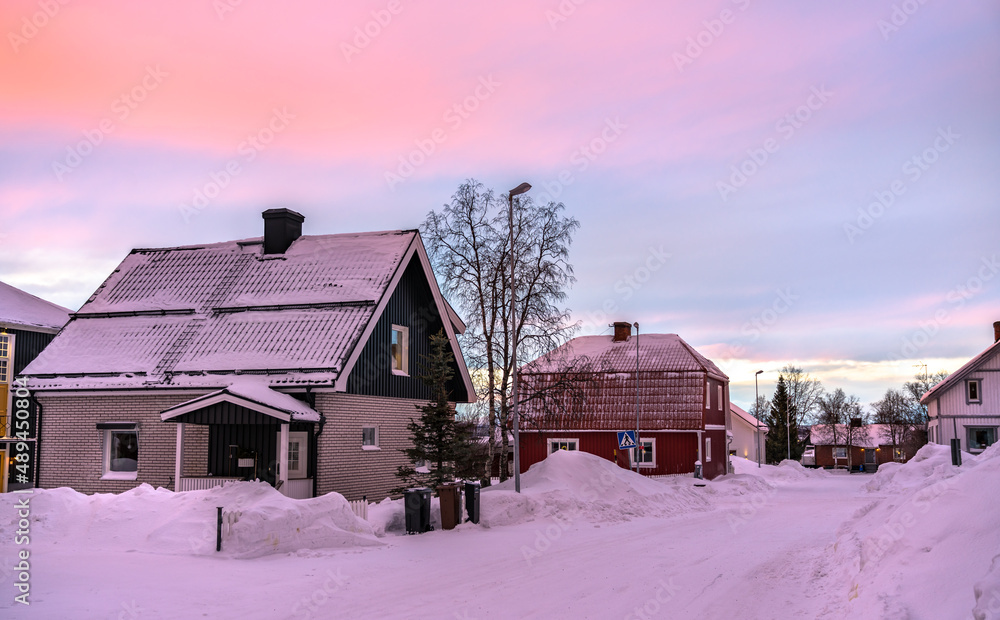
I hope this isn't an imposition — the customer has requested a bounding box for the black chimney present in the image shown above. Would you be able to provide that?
[612,322,632,342]
[262,208,304,254]
[994,321,1000,344]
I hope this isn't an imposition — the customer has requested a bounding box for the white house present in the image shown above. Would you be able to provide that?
[729,403,767,463]
[922,321,1000,454]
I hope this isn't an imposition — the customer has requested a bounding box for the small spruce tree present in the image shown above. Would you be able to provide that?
[394,330,476,492]
[764,375,804,463]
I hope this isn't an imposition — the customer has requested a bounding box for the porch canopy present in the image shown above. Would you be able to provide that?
[160,378,319,494]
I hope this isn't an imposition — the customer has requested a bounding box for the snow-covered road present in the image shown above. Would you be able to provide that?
[3,470,875,619]
[4,445,996,619]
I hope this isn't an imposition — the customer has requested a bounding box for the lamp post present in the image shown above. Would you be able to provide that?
[509,182,531,494]
[634,322,640,474]
[754,370,763,468]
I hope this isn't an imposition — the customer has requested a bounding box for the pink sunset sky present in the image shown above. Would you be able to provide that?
[1,0,998,407]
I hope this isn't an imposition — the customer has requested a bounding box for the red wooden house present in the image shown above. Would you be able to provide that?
[517,322,730,479]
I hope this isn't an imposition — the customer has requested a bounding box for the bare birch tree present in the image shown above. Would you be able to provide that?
[422,179,579,480]
[781,365,825,427]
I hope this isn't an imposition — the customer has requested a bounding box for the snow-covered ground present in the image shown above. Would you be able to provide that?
[1,446,996,619]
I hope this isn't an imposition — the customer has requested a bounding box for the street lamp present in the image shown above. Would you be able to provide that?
[755,370,763,468]
[634,322,640,474]
[509,182,531,494]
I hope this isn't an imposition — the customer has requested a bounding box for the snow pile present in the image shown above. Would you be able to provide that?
[820,442,1000,618]
[730,455,828,482]
[863,442,975,494]
[478,450,712,527]
[0,482,380,559]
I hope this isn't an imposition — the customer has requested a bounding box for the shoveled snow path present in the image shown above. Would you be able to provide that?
[3,472,872,619]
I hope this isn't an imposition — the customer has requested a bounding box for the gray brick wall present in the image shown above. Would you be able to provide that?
[315,392,425,502]
[36,392,207,494]
[35,390,430,502]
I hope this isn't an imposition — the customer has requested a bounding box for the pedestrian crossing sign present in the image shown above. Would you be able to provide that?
[617,431,637,450]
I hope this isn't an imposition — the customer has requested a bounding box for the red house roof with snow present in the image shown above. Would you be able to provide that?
[518,333,728,431]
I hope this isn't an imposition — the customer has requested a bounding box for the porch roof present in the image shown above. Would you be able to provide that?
[160,378,321,424]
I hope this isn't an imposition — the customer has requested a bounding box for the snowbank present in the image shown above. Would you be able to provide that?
[367,452,714,534]
[863,442,975,494]
[729,455,828,482]
[821,442,1000,618]
[0,482,381,559]
[478,450,712,527]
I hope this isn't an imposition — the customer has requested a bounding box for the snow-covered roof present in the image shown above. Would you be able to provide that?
[730,403,767,431]
[517,333,727,431]
[160,377,321,422]
[0,280,71,332]
[809,424,905,448]
[23,229,472,393]
[522,334,728,380]
[920,338,1000,404]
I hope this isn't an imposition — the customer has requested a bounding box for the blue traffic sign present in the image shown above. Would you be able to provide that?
[617,430,637,450]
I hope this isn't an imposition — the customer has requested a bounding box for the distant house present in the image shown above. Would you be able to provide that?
[808,423,916,470]
[23,209,475,501]
[729,403,767,464]
[922,321,1000,455]
[517,322,731,480]
[0,281,71,492]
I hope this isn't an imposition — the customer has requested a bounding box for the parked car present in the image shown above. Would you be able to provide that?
[801,446,816,468]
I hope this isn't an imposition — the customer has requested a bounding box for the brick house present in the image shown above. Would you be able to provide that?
[22,209,475,501]
[807,424,917,471]
[0,281,71,492]
[517,323,731,480]
[922,321,1000,455]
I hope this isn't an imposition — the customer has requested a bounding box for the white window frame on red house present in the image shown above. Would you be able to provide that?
[705,437,712,462]
[628,438,656,468]
[547,438,578,453]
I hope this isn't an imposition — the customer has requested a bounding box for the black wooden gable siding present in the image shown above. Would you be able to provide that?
[346,257,468,401]
[10,328,57,377]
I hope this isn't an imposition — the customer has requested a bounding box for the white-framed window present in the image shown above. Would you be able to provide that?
[705,437,712,462]
[547,438,578,453]
[717,385,723,411]
[362,425,379,450]
[834,447,847,459]
[705,383,711,409]
[391,325,409,375]
[967,427,996,452]
[966,379,982,404]
[628,438,656,468]
[102,430,138,480]
[0,333,10,383]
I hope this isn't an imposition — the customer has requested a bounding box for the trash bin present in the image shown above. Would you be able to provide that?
[464,480,481,524]
[694,460,703,479]
[437,483,461,530]
[404,487,433,534]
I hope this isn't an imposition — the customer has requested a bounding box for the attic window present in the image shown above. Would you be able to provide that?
[391,325,409,376]
[967,379,982,404]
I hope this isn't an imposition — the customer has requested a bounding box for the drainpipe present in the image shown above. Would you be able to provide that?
[32,397,42,489]
[308,387,322,499]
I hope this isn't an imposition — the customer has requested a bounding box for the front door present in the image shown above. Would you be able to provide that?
[279,431,309,479]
